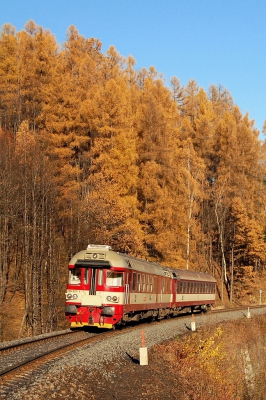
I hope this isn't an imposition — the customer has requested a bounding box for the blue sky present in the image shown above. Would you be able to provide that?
[1,1,266,138]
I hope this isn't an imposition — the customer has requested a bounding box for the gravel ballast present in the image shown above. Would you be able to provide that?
[2,307,266,400]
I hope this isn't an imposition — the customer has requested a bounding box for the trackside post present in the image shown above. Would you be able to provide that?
[139,330,148,365]
[191,313,196,331]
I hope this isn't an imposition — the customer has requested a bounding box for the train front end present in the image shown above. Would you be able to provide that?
[65,245,126,329]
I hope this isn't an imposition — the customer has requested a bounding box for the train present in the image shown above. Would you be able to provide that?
[65,244,216,329]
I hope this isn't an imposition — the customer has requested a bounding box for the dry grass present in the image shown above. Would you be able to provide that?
[153,316,266,399]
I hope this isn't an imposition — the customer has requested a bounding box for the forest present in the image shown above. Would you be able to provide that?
[0,20,266,341]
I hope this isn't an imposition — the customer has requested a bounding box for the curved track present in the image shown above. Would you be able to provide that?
[0,305,265,394]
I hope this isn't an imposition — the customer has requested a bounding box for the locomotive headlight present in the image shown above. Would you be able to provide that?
[112,296,118,302]
[106,296,112,301]
[73,294,78,299]
[67,293,72,299]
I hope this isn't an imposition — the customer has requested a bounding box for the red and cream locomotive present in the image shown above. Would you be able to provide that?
[65,244,216,329]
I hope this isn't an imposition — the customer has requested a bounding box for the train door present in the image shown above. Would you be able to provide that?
[124,270,129,305]
[172,278,178,304]
[156,276,162,305]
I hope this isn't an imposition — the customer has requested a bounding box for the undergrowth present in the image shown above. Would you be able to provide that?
[154,316,266,399]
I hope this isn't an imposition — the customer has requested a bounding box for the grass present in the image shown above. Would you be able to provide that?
[153,315,266,399]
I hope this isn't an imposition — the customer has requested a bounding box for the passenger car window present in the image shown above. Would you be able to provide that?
[142,275,146,291]
[132,272,137,291]
[137,274,141,291]
[150,276,153,292]
[106,272,123,286]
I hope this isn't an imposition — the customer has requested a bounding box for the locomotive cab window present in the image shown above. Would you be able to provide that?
[69,267,81,284]
[106,272,123,287]
[84,268,89,284]
[98,269,103,285]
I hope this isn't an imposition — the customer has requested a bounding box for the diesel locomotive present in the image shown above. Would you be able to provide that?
[65,244,216,329]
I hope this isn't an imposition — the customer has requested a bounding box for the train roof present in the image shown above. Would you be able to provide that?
[69,244,216,282]
[69,245,166,277]
[164,267,216,282]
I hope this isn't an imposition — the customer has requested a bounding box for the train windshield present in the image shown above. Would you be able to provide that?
[69,267,81,284]
[106,271,123,287]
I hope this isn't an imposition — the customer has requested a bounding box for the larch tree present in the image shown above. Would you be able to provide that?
[0,24,19,132]
[0,130,20,339]
[136,68,186,264]
[229,197,266,301]
[39,26,104,255]
[177,84,214,270]
[179,133,206,270]
[204,85,266,300]
[14,121,61,336]
[16,21,58,132]
[85,47,144,254]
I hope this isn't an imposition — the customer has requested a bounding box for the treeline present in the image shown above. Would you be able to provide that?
[0,20,266,339]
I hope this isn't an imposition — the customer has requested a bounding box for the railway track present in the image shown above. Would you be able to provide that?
[208,304,266,314]
[0,305,265,396]
[0,329,104,394]
[0,322,144,394]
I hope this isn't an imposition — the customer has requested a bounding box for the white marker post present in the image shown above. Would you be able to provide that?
[139,330,148,365]
[247,307,251,319]
[191,313,196,331]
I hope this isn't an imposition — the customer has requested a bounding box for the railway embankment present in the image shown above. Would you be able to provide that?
[1,306,266,399]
